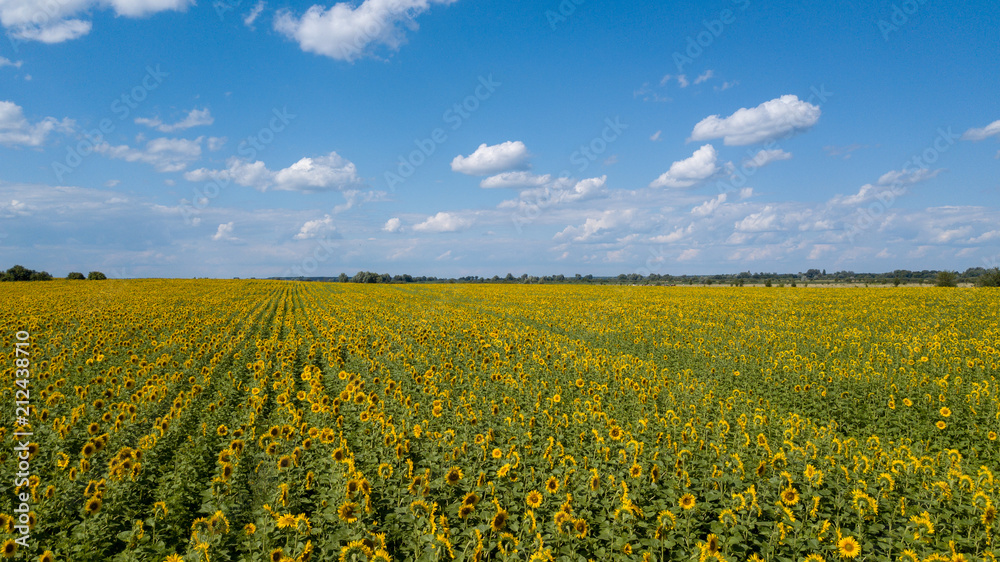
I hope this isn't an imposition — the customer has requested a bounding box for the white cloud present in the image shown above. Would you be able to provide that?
[962,120,1000,141]
[0,56,22,68]
[677,74,689,88]
[274,0,458,62]
[333,189,388,213]
[554,209,633,242]
[383,217,402,232]
[452,141,530,176]
[512,176,607,208]
[244,1,265,28]
[693,70,714,84]
[734,206,779,232]
[184,152,362,192]
[294,214,335,240]
[435,250,452,261]
[0,0,193,44]
[650,144,721,188]
[691,193,727,217]
[650,130,661,141]
[135,108,213,132]
[212,222,236,241]
[677,248,700,261]
[744,148,792,168]
[0,100,73,146]
[413,211,473,233]
[480,171,550,189]
[876,167,942,187]
[690,95,821,145]
[95,137,203,172]
[714,80,738,92]
[207,137,227,151]
[104,179,121,188]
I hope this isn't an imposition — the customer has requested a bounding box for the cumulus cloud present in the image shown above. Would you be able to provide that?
[452,141,530,176]
[691,193,727,217]
[734,206,779,232]
[0,100,73,146]
[212,222,237,241]
[677,248,701,261]
[383,217,402,232]
[294,214,335,240]
[554,209,633,242]
[0,0,193,44]
[480,171,550,189]
[744,148,792,168]
[95,137,203,172]
[690,95,821,145]
[184,152,362,192]
[135,108,213,133]
[274,0,458,62]
[650,144,721,188]
[413,211,473,233]
[962,120,1000,141]
[693,70,713,85]
[0,56,22,68]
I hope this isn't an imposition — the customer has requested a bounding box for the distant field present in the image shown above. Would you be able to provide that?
[1,281,998,561]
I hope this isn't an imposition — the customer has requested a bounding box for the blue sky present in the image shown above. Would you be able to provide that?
[1,0,998,278]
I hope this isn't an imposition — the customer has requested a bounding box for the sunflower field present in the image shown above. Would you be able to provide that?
[1,280,999,562]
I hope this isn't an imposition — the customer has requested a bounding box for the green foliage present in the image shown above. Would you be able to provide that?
[67,272,86,280]
[88,271,108,280]
[975,267,1000,287]
[935,271,958,287]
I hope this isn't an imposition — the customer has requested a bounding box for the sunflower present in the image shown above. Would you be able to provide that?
[378,463,393,479]
[217,424,229,436]
[338,502,359,523]
[39,551,56,562]
[803,555,824,562]
[87,422,100,435]
[705,534,720,554]
[269,549,283,562]
[491,448,503,459]
[589,472,601,491]
[445,467,463,485]
[276,514,298,529]
[781,487,800,506]
[545,476,560,494]
[459,504,475,519]
[679,494,696,510]
[629,463,642,478]
[609,426,623,440]
[573,518,589,538]
[649,465,660,483]
[0,540,15,558]
[463,492,480,506]
[983,504,997,527]
[165,556,183,562]
[526,490,543,508]
[81,443,96,458]
[940,407,951,418]
[221,463,234,480]
[244,523,257,535]
[719,508,737,527]
[277,455,293,470]
[936,421,947,430]
[491,509,508,532]
[837,536,860,558]
[989,431,998,441]
[332,448,346,462]
[85,496,102,516]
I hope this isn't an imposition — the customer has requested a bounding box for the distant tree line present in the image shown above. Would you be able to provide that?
[1,265,107,282]
[279,267,1000,287]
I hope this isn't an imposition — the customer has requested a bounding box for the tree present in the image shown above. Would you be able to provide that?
[88,271,107,280]
[337,273,349,283]
[4,265,32,281]
[935,271,958,287]
[893,277,901,287]
[67,272,86,280]
[29,271,52,281]
[975,268,1000,287]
